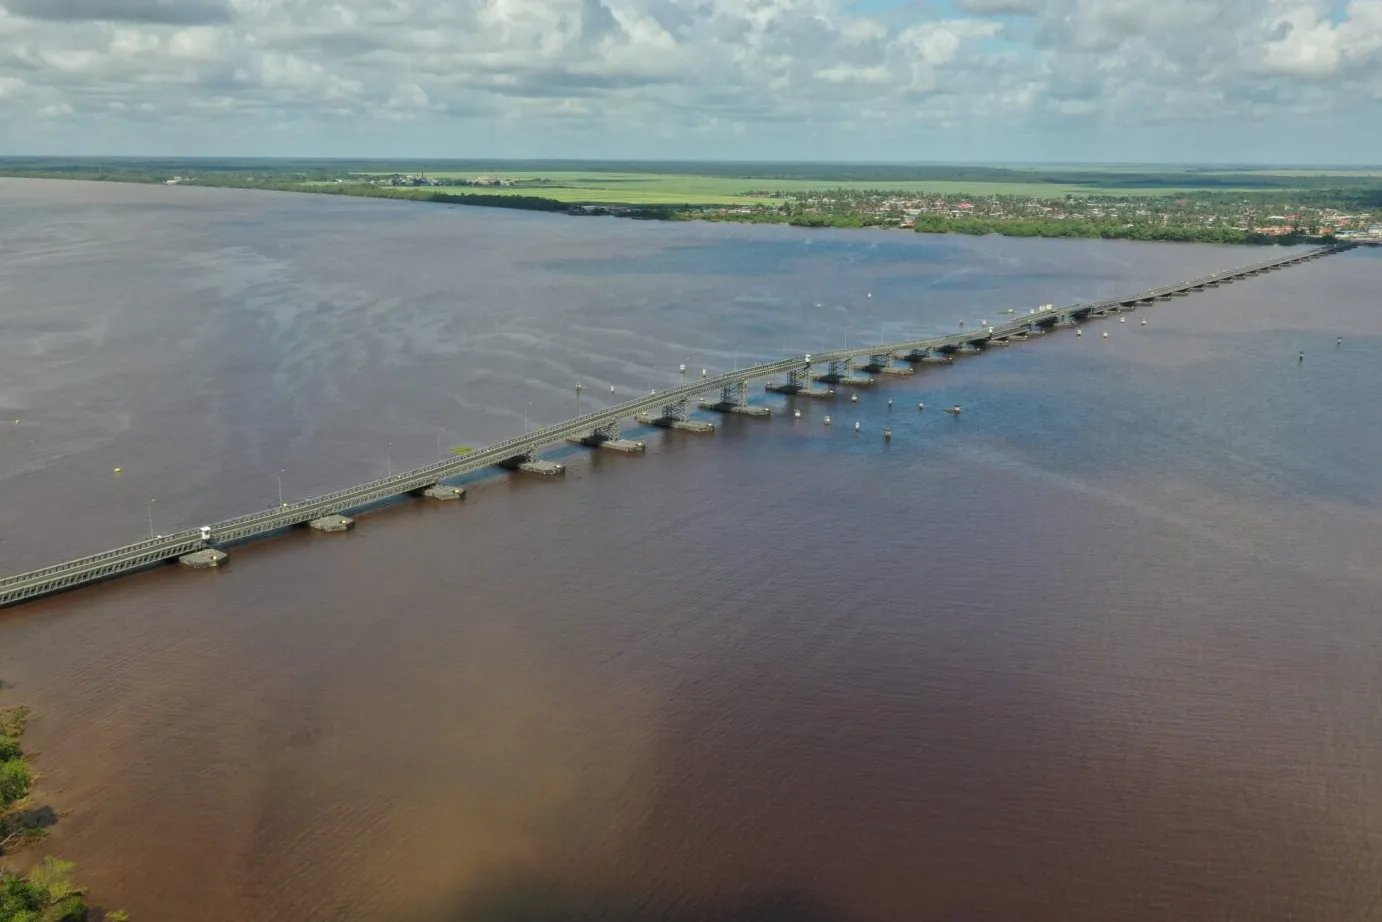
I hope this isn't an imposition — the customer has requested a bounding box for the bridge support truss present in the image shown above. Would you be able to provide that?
[720,380,748,407]
[660,398,691,422]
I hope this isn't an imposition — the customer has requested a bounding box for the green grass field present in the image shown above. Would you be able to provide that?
[348,170,1248,204]
[5,157,1377,209]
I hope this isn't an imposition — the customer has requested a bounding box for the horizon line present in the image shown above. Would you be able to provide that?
[1,155,1380,170]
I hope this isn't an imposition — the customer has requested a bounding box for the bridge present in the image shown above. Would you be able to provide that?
[0,243,1358,610]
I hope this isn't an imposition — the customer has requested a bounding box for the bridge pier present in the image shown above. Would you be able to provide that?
[636,397,716,433]
[422,484,466,500]
[699,380,771,417]
[859,353,915,376]
[519,459,566,474]
[310,515,355,532]
[766,366,833,396]
[901,348,955,364]
[567,419,647,451]
[796,365,838,392]
[814,359,875,386]
[179,549,228,569]
[495,452,568,474]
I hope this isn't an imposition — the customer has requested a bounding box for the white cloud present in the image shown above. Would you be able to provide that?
[0,0,1377,160]
[1255,0,1382,78]
[2,0,232,25]
[957,0,1035,14]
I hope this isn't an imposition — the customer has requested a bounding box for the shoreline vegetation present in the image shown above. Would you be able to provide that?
[3,158,1380,246]
[0,698,128,921]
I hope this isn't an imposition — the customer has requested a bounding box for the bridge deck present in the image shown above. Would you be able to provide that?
[0,243,1356,609]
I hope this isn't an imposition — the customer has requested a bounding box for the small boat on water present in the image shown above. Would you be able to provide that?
[946,405,963,416]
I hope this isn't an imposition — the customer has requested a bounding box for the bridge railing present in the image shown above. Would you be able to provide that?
[204,357,807,538]
[0,531,202,589]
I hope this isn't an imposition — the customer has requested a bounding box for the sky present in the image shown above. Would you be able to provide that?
[0,0,1380,163]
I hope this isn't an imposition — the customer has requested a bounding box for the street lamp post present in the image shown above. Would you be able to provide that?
[277,469,287,506]
[524,402,531,433]
[147,498,156,538]
[386,441,393,477]
[576,382,583,415]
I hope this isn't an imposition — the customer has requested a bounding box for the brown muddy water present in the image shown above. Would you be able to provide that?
[1,179,1380,921]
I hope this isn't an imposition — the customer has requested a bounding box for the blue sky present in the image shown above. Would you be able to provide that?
[1,0,1380,163]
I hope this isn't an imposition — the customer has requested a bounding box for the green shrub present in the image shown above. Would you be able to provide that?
[0,710,28,739]
[0,760,30,811]
[0,860,89,921]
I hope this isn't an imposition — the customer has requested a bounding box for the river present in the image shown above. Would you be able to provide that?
[1,179,1380,921]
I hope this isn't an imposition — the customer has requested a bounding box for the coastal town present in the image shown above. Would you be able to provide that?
[713,190,1382,240]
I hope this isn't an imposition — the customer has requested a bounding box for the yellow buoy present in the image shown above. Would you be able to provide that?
[113,467,122,474]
